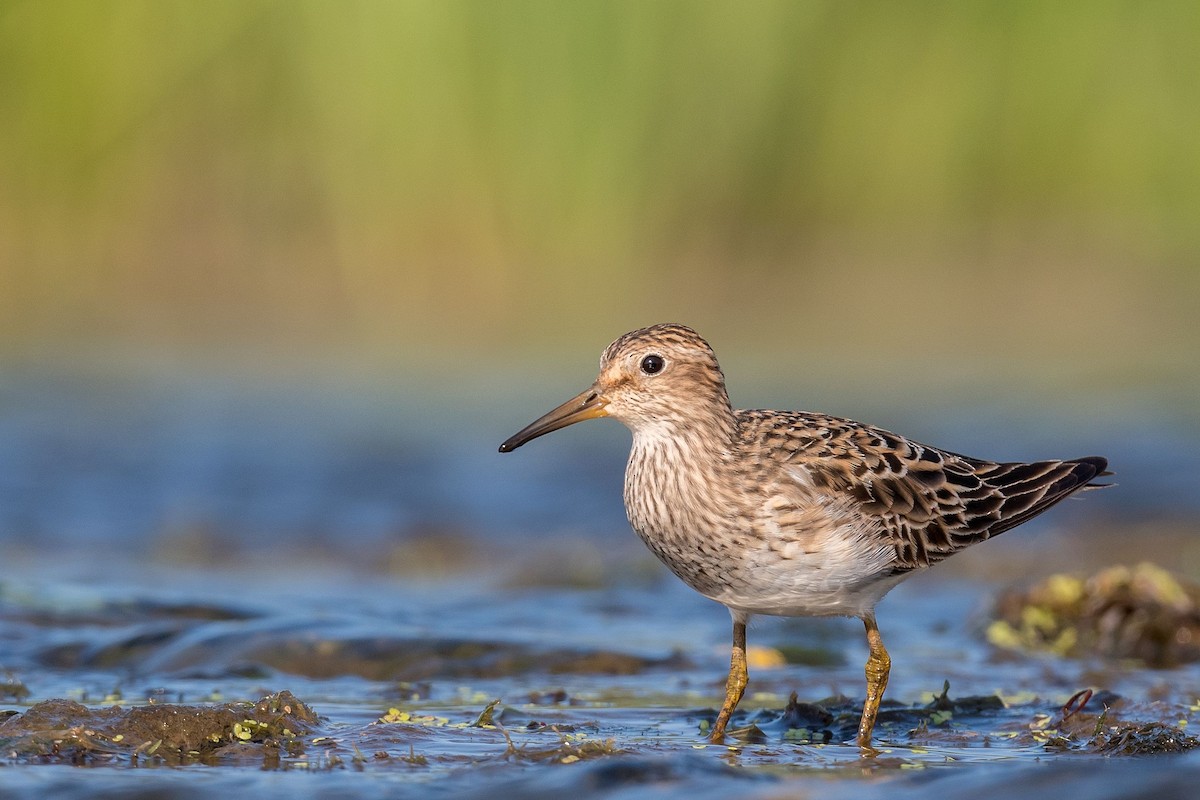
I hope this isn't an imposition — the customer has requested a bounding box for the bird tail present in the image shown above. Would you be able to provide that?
[983,456,1110,537]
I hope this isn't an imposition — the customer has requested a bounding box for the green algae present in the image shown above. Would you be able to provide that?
[988,562,1200,667]
[0,691,317,766]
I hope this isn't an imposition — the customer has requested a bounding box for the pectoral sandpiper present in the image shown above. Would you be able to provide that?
[499,323,1108,752]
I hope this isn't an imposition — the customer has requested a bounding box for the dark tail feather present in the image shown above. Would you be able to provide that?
[1075,455,1114,489]
[987,456,1110,537]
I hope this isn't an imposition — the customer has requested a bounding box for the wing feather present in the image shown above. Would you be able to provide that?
[741,410,1108,572]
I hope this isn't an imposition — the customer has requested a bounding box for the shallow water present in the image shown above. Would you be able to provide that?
[5,560,1200,798]
[1,366,1199,797]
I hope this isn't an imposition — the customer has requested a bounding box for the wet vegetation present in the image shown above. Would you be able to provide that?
[1,691,316,766]
[988,563,1200,667]
[1027,689,1200,755]
[4,681,1196,774]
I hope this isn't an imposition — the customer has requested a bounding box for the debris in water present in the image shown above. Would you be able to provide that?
[988,562,1200,667]
[0,691,318,765]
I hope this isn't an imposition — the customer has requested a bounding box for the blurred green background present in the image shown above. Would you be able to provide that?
[1,0,1196,393]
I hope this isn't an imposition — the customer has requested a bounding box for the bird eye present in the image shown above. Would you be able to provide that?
[640,354,665,375]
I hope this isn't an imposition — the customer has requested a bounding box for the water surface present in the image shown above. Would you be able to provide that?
[1,365,1198,797]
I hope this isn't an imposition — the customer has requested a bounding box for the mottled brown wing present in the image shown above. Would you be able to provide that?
[763,412,1109,571]
[881,453,1108,569]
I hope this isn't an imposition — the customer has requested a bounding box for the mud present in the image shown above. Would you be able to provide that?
[1,691,316,765]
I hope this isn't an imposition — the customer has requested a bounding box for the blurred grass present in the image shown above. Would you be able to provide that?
[0,1,1197,378]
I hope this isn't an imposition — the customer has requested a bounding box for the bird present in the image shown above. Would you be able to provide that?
[498,323,1109,752]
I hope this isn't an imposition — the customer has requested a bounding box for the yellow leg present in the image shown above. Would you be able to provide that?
[856,614,891,753]
[710,618,748,742]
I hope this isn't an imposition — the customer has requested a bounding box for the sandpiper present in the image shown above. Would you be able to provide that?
[499,323,1108,751]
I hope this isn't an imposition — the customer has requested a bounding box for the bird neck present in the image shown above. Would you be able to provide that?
[627,395,739,471]
[623,398,740,559]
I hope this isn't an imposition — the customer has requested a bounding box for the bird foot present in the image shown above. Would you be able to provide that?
[856,739,882,758]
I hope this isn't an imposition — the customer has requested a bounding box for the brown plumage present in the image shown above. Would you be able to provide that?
[500,323,1109,752]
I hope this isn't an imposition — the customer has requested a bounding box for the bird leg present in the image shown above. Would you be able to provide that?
[710,617,748,742]
[856,614,891,753]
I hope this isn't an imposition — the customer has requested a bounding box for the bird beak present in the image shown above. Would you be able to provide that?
[499,386,609,452]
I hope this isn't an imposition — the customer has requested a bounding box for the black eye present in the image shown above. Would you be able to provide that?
[640,354,665,375]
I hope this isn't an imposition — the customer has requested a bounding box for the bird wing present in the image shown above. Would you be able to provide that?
[743,411,1108,571]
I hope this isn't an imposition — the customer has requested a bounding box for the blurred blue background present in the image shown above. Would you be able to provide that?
[0,1,1196,573]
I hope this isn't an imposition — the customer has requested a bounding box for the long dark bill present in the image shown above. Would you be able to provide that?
[498,388,608,452]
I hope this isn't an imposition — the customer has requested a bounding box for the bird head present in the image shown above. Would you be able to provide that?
[499,323,730,452]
